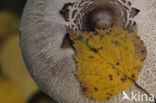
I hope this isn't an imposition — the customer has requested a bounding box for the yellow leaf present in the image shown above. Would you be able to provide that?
[0,76,25,103]
[70,26,147,101]
[0,35,38,101]
[0,11,19,38]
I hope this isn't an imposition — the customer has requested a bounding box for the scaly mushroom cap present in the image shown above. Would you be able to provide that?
[20,0,156,103]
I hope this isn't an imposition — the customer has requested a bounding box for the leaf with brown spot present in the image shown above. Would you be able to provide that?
[68,26,147,101]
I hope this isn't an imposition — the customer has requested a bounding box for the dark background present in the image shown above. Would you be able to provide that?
[0,0,27,16]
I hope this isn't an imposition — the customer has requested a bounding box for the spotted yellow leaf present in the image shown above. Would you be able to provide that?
[69,26,147,101]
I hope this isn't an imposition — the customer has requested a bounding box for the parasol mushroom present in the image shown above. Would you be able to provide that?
[20,0,156,103]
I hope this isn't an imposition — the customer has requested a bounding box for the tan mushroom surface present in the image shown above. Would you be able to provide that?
[20,0,156,103]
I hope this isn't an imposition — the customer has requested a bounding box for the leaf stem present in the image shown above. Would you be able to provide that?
[130,79,156,103]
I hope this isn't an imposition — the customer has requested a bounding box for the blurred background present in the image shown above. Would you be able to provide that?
[0,0,57,103]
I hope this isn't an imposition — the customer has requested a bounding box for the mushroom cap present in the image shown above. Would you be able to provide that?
[20,0,156,103]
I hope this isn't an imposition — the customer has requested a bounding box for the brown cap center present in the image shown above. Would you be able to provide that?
[87,8,114,30]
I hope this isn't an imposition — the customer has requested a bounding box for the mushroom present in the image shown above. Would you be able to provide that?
[20,0,156,103]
